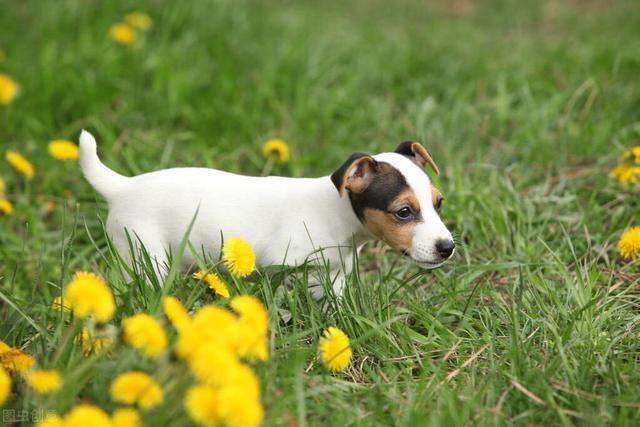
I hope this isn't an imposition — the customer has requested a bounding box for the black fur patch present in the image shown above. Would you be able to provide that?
[394,141,415,157]
[395,141,427,173]
[348,162,409,220]
[330,152,370,192]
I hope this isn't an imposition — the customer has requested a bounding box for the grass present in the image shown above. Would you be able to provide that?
[1,0,640,425]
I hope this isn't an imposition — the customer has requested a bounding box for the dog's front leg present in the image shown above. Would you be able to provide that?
[307,268,349,300]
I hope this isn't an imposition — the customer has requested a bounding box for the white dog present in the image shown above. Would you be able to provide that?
[79,131,454,298]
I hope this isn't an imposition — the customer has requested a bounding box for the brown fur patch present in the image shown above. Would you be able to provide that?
[431,186,443,207]
[361,186,421,252]
[344,157,376,194]
[411,143,440,176]
[336,156,376,196]
[389,188,421,213]
[362,209,415,251]
[394,141,440,176]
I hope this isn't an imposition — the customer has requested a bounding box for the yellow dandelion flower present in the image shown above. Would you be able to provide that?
[224,363,261,399]
[0,73,18,105]
[262,138,290,163]
[611,164,628,181]
[318,326,352,372]
[193,271,230,299]
[618,226,640,261]
[218,384,264,427]
[188,343,261,400]
[4,350,34,373]
[184,384,222,427]
[64,404,113,427]
[230,295,269,361]
[188,343,241,387]
[52,295,71,312]
[189,362,263,427]
[0,367,10,406]
[624,167,640,184]
[5,150,34,179]
[109,23,136,45]
[64,272,115,323]
[48,140,79,161]
[163,296,190,331]
[622,146,640,162]
[0,198,12,215]
[0,176,5,194]
[222,237,256,278]
[35,414,64,427]
[112,408,142,427]
[76,327,112,356]
[122,314,167,357]
[0,342,35,374]
[611,164,640,186]
[124,12,152,31]
[27,369,62,394]
[175,305,240,360]
[110,371,164,409]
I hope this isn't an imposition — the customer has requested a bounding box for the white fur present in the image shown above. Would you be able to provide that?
[373,153,454,267]
[79,130,452,297]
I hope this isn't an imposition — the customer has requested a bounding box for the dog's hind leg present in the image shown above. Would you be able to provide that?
[307,268,347,300]
[108,225,169,286]
[131,238,170,286]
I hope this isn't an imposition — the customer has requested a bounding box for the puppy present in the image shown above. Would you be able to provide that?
[79,131,454,298]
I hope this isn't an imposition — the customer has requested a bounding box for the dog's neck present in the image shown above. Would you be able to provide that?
[268,176,372,297]
[305,176,371,246]
[253,175,372,267]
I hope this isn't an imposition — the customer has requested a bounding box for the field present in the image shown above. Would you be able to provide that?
[1,0,640,425]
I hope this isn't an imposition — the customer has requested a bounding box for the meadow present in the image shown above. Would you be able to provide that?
[1,0,640,425]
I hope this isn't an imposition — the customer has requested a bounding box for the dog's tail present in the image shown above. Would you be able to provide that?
[79,130,129,200]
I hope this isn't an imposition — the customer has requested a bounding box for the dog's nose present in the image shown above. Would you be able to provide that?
[435,239,455,259]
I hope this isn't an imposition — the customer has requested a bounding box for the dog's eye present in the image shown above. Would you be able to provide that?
[434,197,443,213]
[395,207,412,220]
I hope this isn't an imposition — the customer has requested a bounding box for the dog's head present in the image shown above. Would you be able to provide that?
[331,141,454,268]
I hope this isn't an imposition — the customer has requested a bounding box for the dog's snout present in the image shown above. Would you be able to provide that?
[435,239,455,259]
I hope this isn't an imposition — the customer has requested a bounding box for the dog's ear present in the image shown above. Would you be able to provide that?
[395,141,440,176]
[331,153,378,197]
